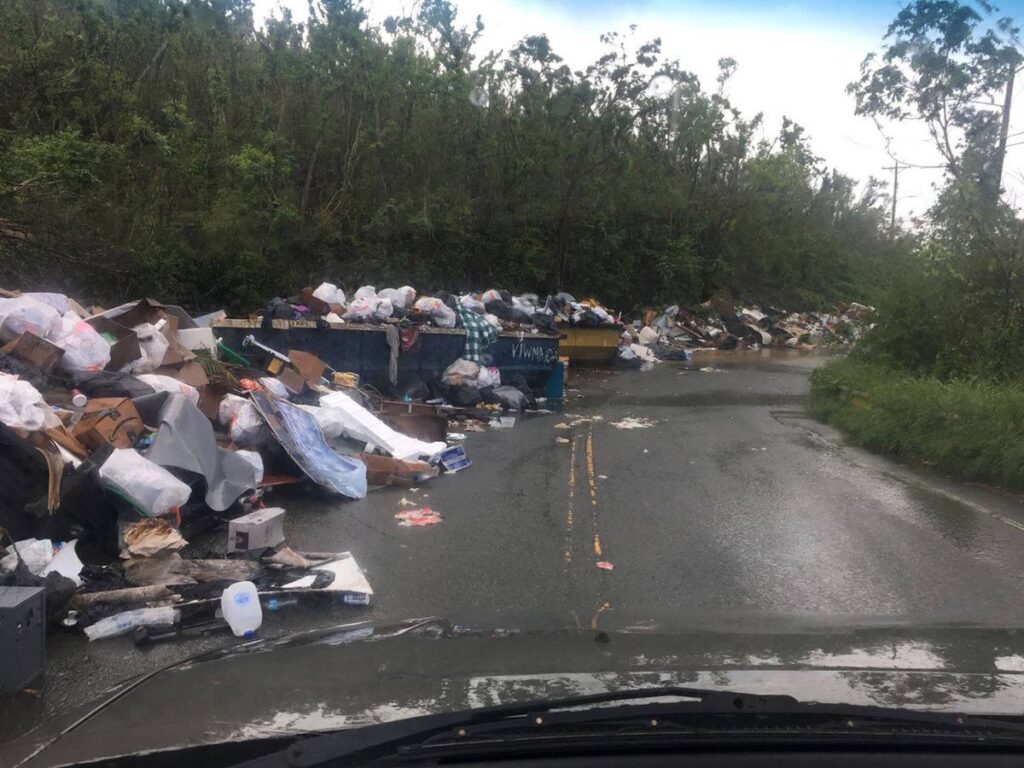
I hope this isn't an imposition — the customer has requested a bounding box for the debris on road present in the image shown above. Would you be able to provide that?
[617,300,874,369]
[596,561,615,570]
[610,416,656,430]
[395,508,443,526]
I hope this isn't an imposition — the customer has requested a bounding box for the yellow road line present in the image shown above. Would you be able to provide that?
[586,425,603,556]
[565,434,576,563]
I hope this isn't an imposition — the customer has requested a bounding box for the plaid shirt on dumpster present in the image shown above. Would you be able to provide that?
[456,304,499,361]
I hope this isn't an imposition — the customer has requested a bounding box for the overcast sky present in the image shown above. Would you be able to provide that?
[251,0,1024,223]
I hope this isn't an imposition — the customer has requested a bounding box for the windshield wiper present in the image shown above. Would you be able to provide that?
[232,686,1024,767]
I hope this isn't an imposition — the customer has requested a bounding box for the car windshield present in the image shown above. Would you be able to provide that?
[3,0,1024,761]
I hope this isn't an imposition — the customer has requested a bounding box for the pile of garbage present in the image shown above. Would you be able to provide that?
[260,283,621,334]
[0,288,525,651]
[618,301,875,368]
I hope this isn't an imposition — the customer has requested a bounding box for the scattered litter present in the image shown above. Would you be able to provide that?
[596,561,615,570]
[122,519,187,558]
[555,437,570,444]
[440,445,472,473]
[611,416,656,430]
[395,507,442,526]
[699,367,726,373]
[598,474,608,480]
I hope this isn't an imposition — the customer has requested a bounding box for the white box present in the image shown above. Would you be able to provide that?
[227,507,286,553]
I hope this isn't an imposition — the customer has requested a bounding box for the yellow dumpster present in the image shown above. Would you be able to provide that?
[558,326,621,366]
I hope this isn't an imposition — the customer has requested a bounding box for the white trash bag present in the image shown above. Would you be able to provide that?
[413,297,456,328]
[0,374,60,432]
[373,297,394,321]
[0,296,63,342]
[55,314,111,373]
[342,297,375,321]
[229,402,272,449]
[311,282,346,305]
[136,374,200,405]
[22,293,71,315]
[99,448,192,517]
[120,323,169,374]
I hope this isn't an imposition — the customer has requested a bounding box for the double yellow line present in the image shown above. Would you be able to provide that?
[565,423,604,561]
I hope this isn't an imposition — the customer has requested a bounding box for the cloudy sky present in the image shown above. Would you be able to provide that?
[251,0,1024,223]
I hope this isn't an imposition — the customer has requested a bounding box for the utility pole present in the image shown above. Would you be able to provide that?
[989,61,1016,206]
[883,161,899,237]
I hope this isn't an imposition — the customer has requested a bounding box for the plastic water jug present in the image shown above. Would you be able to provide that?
[221,581,263,637]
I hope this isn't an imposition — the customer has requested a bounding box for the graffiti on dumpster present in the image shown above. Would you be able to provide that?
[511,339,558,364]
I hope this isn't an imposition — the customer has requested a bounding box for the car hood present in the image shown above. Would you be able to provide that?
[7,619,1024,767]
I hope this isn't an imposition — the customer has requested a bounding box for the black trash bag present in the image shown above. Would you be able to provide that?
[497,289,513,304]
[0,423,50,529]
[31,444,121,562]
[445,383,483,407]
[486,301,534,325]
[390,373,430,402]
[531,312,558,334]
[483,385,529,411]
[500,372,537,409]
[484,300,514,319]
[0,351,54,391]
[71,370,156,400]
[0,561,78,625]
[261,297,295,331]
[265,297,295,319]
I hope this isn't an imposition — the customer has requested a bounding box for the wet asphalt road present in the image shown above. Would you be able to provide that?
[6,350,1024,741]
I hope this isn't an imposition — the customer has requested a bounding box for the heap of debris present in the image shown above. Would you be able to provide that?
[617,301,875,368]
[260,284,622,334]
[0,287,539,665]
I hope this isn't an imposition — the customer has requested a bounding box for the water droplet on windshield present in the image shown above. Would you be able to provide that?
[469,85,489,108]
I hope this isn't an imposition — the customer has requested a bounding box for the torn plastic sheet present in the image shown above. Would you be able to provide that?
[134,392,258,511]
[251,391,367,498]
[318,390,447,460]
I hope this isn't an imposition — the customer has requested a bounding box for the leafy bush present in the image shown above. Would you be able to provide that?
[811,358,1024,488]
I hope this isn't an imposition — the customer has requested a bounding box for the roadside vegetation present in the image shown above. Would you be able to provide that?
[811,358,1024,489]
[0,0,903,313]
[811,1,1024,489]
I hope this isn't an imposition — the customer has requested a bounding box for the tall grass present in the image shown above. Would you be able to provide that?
[810,358,1024,489]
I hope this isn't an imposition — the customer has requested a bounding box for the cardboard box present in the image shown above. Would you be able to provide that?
[227,507,286,553]
[359,454,439,487]
[298,287,331,316]
[86,315,141,371]
[1,332,64,374]
[99,299,196,367]
[72,397,143,450]
[276,366,307,396]
[288,350,327,387]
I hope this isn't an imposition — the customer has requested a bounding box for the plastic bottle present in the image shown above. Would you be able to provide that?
[70,389,87,407]
[83,607,179,641]
[264,596,299,612]
[221,581,263,637]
